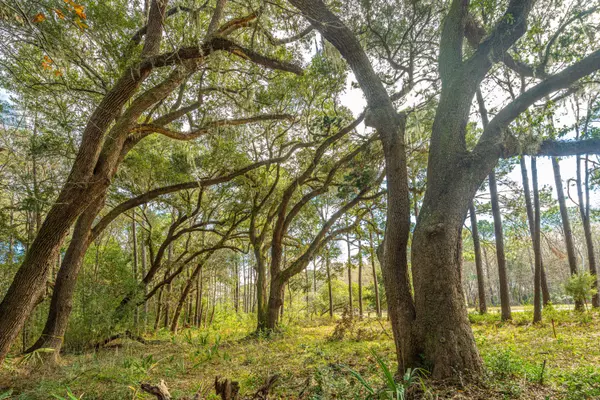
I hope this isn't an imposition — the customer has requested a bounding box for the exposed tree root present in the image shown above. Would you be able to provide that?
[141,375,279,400]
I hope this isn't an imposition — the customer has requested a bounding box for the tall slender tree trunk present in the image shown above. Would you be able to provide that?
[552,157,584,311]
[234,260,239,313]
[346,234,353,318]
[368,230,381,318]
[326,253,333,318]
[468,202,487,314]
[132,217,139,328]
[531,158,542,323]
[140,227,148,331]
[305,265,310,317]
[195,268,203,326]
[154,286,163,331]
[577,155,599,308]
[357,238,363,318]
[520,156,550,305]
[171,263,203,333]
[489,170,512,321]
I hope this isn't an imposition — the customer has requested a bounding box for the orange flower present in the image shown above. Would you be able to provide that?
[54,9,65,19]
[32,13,46,23]
[73,5,86,20]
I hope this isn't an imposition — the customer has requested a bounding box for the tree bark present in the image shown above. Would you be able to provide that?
[489,170,512,321]
[171,263,203,334]
[520,156,550,305]
[132,217,139,328]
[326,253,333,318]
[531,158,542,323]
[552,157,584,311]
[357,238,363,318]
[577,154,599,308]
[25,195,106,358]
[468,202,487,314]
[346,233,353,318]
[368,230,381,318]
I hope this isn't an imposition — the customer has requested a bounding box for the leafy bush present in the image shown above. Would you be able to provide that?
[565,272,598,309]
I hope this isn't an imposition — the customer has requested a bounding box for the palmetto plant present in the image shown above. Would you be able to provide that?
[345,348,427,400]
[17,347,55,366]
[52,387,83,400]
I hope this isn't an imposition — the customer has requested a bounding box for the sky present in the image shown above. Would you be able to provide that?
[329,74,599,264]
[338,75,599,209]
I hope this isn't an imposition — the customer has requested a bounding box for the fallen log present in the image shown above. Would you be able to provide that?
[93,330,148,350]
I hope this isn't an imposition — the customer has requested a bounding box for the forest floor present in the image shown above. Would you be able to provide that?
[1,309,599,400]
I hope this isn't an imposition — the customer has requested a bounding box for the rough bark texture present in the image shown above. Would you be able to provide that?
[286,0,418,373]
[25,196,106,357]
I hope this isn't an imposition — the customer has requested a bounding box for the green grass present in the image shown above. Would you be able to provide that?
[1,310,599,399]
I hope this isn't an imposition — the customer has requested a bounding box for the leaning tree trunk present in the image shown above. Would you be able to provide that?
[171,263,203,334]
[469,202,487,314]
[489,170,512,321]
[552,157,584,311]
[25,196,106,357]
[374,111,419,374]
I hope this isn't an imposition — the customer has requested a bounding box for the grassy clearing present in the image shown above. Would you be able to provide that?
[1,310,599,399]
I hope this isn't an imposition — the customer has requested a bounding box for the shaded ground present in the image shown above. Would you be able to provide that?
[0,310,599,399]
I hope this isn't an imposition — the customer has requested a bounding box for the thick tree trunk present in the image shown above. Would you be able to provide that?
[374,111,419,374]
[552,157,584,311]
[468,202,487,314]
[411,173,483,378]
[254,248,269,330]
[577,155,599,308]
[25,195,106,358]
[489,170,512,321]
[264,273,287,330]
[0,188,102,361]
